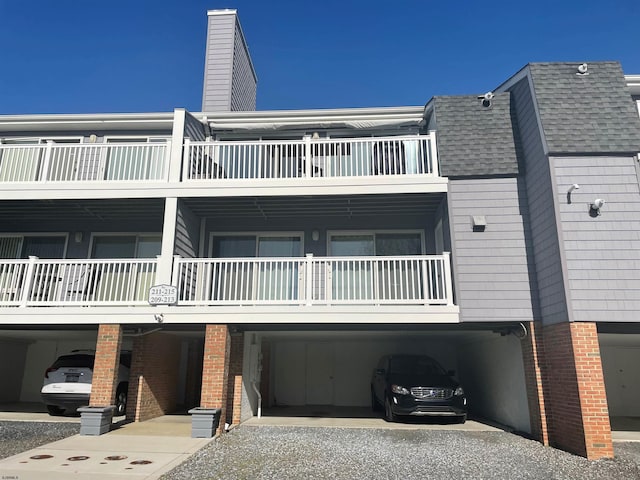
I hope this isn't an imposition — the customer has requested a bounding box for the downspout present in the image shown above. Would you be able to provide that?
[251,381,262,419]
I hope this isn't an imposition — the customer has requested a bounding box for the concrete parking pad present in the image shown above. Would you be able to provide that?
[0,416,212,480]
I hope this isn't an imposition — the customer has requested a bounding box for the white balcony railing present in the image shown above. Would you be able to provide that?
[183,134,438,181]
[0,142,169,183]
[173,254,453,307]
[0,255,454,308]
[0,257,158,306]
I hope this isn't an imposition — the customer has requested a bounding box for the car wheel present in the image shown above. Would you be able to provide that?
[46,405,65,416]
[384,396,396,423]
[115,386,127,416]
[371,388,381,412]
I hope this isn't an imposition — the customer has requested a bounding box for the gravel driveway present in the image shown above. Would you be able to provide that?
[161,426,640,480]
[0,421,80,460]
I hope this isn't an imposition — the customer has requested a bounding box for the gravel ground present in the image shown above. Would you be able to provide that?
[0,421,80,460]
[161,426,640,480]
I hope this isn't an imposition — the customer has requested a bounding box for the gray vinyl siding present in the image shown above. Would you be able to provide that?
[448,178,536,322]
[510,77,567,325]
[184,112,206,141]
[201,13,256,112]
[175,201,200,258]
[554,155,640,322]
[202,14,235,112]
[230,20,257,111]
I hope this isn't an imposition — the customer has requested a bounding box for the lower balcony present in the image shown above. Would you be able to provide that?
[173,254,454,307]
[0,255,459,324]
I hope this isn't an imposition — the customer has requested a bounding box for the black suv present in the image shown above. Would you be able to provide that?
[371,354,467,423]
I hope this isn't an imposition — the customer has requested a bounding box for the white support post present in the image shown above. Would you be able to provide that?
[170,108,187,182]
[156,198,178,285]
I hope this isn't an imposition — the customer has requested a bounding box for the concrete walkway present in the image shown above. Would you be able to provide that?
[0,415,213,480]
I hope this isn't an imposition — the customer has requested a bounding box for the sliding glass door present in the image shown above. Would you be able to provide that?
[329,232,422,302]
[211,234,301,302]
[90,235,160,301]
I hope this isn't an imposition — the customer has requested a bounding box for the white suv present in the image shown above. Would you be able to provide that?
[41,350,131,416]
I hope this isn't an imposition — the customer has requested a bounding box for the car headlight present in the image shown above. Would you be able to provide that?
[454,386,465,396]
[391,384,410,395]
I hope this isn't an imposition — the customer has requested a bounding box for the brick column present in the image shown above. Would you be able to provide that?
[201,324,231,434]
[90,324,122,407]
[226,332,244,426]
[542,322,613,460]
[126,332,181,422]
[520,321,549,445]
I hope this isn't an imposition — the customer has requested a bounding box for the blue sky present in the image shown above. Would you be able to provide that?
[0,0,638,114]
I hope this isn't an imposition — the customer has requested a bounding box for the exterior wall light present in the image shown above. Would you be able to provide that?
[590,198,605,217]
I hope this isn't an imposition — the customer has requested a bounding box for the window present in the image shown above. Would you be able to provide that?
[329,232,422,256]
[90,235,161,259]
[0,235,67,259]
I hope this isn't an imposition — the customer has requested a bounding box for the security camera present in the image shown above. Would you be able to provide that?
[577,63,588,75]
[592,198,605,209]
[478,91,494,108]
[568,184,580,193]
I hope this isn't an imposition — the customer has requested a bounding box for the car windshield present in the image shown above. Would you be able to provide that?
[389,356,445,376]
[51,354,95,369]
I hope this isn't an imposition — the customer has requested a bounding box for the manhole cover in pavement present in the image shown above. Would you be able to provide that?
[30,454,54,460]
[67,456,90,461]
[130,460,153,465]
[105,455,128,461]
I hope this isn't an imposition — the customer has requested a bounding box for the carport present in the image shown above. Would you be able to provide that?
[598,324,640,441]
[241,323,532,434]
[0,328,100,413]
[0,326,207,421]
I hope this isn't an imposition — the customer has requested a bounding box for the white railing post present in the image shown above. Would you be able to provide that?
[19,256,38,307]
[443,252,453,306]
[162,140,172,180]
[182,138,191,181]
[305,254,313,306]
[171,255,181,286]
[304,135,312,178]
[421,257,430,304]
[429,130,439,177]
[41,141,53,182]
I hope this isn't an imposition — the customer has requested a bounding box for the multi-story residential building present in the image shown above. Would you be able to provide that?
[1,9,640,460]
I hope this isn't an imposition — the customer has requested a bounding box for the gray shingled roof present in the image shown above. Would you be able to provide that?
[528,62,640,154]
[433,93,520,177]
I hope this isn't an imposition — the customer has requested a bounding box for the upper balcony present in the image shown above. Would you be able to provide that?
[0,132,447,199]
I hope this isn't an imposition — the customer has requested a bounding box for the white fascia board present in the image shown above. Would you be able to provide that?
[0,112,175,132]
